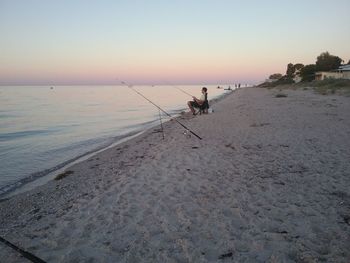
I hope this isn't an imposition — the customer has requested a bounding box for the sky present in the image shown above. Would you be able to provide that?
[0,0,349,85]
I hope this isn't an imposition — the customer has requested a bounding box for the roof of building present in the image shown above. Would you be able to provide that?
[339,64,350,71]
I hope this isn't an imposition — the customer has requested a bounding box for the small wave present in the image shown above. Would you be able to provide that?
[125,119,159,130]
[84,103,101,107]
[117,108,145,113]
[0,129,144,197]
[0,114,18,119]
[0,129,54,142]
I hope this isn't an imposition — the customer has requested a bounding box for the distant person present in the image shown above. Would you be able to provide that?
[187,87,208,115]
[238,83,241,88]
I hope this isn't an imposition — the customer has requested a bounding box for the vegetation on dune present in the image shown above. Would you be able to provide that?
[258,51,350,95]
[262,79,350,95]
[269,73,283,80]
[298,52,343,82]
[260,51,346,85]
[308,79,350,95]
[310,78,350,88]
[258,78,294,88]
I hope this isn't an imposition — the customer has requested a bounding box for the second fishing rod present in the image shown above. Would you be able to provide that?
[120,81,202,140]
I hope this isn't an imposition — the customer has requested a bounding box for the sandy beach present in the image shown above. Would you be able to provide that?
[1,87,349,262]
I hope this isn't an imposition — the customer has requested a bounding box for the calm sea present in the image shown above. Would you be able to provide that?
[0,85,230,196]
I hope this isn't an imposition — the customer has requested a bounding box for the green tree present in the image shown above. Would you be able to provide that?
[300,64,316,82]
[269,73,283,80]
[316,52,342,71]
[294,63,304,71]
[293,64,304,79]
[286,63,295,79]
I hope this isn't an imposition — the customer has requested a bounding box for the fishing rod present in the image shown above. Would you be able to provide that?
[0,236,46,263]
[119,81,165,139]
[120,81,202,140]
[158,109,165,140]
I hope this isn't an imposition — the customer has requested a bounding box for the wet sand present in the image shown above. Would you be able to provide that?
[1,87,350,262]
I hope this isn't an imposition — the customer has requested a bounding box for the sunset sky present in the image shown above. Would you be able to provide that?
[1,0,349,85]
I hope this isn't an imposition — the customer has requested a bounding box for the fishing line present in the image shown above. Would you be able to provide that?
[119,80,202,140]
[158,109,165,140]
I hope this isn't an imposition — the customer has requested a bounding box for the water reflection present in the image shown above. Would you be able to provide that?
[0,85,230,194]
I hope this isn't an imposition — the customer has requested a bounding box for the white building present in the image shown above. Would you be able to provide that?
[315,64,350,81]
[293,69,302,83]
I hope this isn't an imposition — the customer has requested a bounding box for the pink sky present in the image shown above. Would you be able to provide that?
[1,1,349,85]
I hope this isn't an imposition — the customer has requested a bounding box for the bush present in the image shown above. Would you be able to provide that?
[275,93,288,98]
[257,78,294,88]
[318,78,350,87]
[300,64,316,82]
[309,79,350,94]
[55,170,74,180]
[269,73,283,80]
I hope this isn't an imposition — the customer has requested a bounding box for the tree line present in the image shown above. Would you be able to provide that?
[269,52,348,82]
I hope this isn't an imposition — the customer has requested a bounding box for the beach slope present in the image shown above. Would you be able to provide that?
[1,88,350,262]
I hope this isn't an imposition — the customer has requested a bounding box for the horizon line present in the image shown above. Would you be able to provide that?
[0,82,256,87]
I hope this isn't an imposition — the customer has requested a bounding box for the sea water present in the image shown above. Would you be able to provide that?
[0,85,230,196]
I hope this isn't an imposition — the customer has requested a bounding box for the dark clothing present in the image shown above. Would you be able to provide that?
[189,100,201,108]
[200,93,209,111]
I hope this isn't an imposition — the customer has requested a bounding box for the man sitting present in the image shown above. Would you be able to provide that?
[187,87,208,115]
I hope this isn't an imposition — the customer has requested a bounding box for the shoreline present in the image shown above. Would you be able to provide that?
[0,129,146,199]
[0,89,234,199]
[1,87,349,262]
